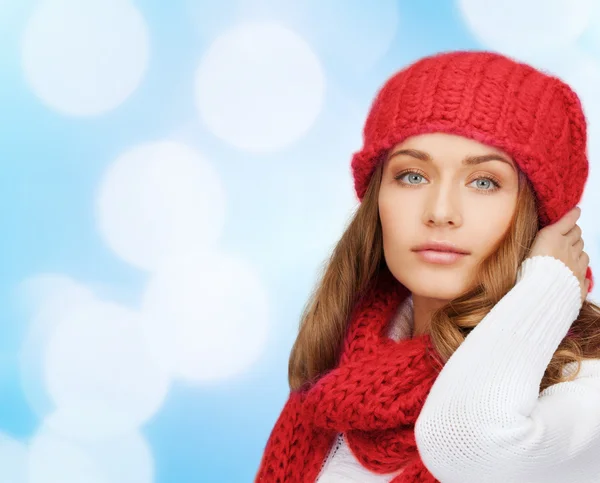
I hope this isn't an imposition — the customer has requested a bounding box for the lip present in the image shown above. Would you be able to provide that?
[414,250,467,265]
[412,241,470,255]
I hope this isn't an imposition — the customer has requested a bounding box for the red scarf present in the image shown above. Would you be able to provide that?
[255,270,443,482]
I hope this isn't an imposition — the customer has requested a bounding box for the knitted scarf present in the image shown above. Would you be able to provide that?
[255,271,443,482]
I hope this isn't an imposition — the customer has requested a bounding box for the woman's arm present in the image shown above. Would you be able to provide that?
[415,255,600,483]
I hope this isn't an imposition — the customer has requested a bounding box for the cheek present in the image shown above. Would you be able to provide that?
[470,202,515,254]
[379,187,415,232]
[379,200,412,250]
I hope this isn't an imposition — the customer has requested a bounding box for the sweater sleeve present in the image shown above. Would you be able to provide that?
[414,255,600,483]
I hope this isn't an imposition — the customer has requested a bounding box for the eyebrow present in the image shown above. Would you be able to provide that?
[387,148,515,171]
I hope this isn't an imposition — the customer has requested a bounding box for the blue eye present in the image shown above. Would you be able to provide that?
[407,173,425,184]
[471,178,496,190]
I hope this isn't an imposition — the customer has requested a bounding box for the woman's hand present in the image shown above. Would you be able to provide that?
[527,206,590,304]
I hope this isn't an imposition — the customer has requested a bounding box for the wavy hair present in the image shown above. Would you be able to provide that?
[288,162,600,393]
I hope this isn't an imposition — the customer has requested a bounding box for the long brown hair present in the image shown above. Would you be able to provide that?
[288,162,600,393]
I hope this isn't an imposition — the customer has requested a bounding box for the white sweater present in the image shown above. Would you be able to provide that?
[316,255,600,483]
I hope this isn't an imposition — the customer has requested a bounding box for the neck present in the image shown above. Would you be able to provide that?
[411,293,448,337]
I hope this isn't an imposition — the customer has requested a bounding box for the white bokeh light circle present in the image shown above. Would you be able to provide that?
[142,251,270,382]
[195,22,325,153]
[43,298,170,440]
[96,141,226,272]
[21,0,149,116]
[458,0,595,58]
[18,275,96,418]
[28,427,153,483]
[0,433,28,483]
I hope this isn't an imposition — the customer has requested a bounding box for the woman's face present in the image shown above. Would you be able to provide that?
[378,132,520,301]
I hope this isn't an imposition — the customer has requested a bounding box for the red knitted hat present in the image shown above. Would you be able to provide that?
[351,50,593,292]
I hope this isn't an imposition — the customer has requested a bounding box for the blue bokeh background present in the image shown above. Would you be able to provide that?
[1,1,600,482]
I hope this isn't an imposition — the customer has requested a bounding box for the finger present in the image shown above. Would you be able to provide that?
[566,224,582,244]
[580,250,590,264]
[573,238,584,253]
[554,206,581,235]
[579,251,590,274]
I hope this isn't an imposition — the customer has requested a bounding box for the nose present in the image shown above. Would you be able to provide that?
[422,183,463,227]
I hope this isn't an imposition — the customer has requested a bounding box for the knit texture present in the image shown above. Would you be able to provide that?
[350,50,593,292]
[254,270,441,482]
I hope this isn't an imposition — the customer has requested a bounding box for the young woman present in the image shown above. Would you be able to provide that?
[255,50,600,482]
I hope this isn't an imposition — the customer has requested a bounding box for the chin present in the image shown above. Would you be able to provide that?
[392,267,472,301]
[410,286,462,302]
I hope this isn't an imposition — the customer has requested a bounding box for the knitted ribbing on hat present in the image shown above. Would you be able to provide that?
[351,50,593,292]
[254,270,442,483]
